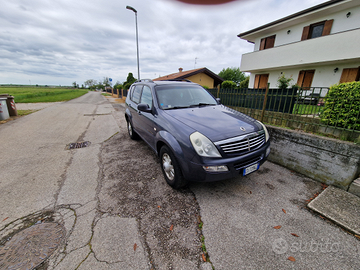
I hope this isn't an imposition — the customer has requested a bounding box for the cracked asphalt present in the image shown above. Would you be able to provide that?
[0,92,359,269]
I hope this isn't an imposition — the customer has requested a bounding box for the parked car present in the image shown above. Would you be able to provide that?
[297,93,320,105]
[125,79,271,188]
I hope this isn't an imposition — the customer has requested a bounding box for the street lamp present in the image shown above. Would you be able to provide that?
[126,5,140,80]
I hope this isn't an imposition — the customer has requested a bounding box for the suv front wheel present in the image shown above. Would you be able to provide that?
[160,146,187,189]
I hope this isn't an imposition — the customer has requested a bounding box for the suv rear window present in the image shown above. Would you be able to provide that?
[131,85,143,103]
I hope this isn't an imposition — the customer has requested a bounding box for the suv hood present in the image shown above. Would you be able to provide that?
[163,105,260,142]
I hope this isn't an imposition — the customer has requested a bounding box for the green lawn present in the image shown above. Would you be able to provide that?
[293,104,323,115]
[0,87,88,103]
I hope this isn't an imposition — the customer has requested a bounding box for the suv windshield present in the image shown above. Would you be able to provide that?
[155,85,217,110]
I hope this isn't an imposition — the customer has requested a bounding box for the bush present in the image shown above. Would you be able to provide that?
[221,80,237,89]
[277,74,293,90]
[239,77,249,88]
[320,82,360,130]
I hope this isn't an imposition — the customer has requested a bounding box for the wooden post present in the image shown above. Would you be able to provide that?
[260,83,270,122]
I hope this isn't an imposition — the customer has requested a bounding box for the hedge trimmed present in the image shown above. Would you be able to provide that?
[221,80,237,89]
[320,81,360,130]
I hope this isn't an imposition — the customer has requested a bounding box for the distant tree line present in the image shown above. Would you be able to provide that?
[81,68,249,92]
[82,73,137,91]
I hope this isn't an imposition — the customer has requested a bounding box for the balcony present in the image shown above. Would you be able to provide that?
[240,28,360,72]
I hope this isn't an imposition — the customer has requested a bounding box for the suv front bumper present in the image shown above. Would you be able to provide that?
[183,141,270,182]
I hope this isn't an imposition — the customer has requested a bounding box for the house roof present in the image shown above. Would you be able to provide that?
[153,67,224,86]
[238,0,352,41]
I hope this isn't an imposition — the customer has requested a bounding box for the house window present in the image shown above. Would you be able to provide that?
[301,19,333,40]
[339,67,360,83]
[310,22,325,38]
[259,35,276,50]
[254,74,269,89]
[297,70,315,89]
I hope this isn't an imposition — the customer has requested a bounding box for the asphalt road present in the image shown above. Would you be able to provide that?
[0,92,359,269]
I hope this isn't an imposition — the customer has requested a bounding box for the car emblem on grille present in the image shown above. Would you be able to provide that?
[240,126,246,131]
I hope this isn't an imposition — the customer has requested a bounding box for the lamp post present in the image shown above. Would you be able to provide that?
[126,5,140,80]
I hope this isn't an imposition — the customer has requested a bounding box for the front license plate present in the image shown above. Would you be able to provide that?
[243,163,260,176]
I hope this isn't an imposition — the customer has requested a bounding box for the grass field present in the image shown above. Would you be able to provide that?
[0,87,88,103]
[293,104,323,115]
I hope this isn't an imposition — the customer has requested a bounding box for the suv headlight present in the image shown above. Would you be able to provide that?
[256,121,269,142]
[190,132,221,157]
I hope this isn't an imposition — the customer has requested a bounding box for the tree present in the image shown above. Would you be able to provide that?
[238,76,249,88]
[218,67,246,85]
[123,73,137,90]
[72,81,77,88]
[84,79,97,88]
[102,77,111,87]
[114,81,123,90]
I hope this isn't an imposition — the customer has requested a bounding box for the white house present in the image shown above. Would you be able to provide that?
[238,0,360,90]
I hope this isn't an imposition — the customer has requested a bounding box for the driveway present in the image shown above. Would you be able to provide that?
[0,92,359,269]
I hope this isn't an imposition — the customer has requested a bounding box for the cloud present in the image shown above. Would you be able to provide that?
[0,0,327,86]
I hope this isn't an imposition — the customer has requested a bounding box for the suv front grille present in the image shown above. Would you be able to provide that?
[216,132,265,155]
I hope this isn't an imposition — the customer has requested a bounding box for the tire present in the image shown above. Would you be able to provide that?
[127,119,139,140]
[159,146,187,189]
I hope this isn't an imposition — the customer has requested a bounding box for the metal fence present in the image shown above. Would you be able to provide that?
[208,87,360,142]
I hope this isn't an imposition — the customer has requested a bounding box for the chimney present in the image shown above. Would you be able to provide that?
[179,67,183,72]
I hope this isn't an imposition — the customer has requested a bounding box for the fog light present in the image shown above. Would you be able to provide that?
[266,147,270,157]
[203,165,229,172]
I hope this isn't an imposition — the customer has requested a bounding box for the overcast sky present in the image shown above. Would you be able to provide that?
[1,0,327,86]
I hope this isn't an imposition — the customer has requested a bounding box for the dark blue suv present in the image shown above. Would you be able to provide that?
[125,79,270,188]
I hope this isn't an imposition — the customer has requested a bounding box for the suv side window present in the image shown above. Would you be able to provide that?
[129,85,135,100]
[131,85,142,103]
[140,86,153,108]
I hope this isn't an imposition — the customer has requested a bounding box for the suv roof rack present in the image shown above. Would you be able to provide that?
[135,79,154,83]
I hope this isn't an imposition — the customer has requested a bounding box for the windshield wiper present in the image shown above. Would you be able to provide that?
[163,105,190,110]
[189,103,215,107]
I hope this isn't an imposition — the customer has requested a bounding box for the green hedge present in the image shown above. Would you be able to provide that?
[320,82,360,130]
[221,80,237,89]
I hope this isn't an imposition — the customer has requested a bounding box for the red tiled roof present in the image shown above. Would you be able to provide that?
[153,67,224,85]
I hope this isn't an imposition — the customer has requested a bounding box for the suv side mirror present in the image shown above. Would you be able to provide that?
[216,98,221,104]
[138,103,152,113]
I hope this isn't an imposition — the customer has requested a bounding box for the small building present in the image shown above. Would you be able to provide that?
[153,67,224,89]
[238,0,360,89]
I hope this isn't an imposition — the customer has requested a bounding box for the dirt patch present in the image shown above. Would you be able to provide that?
[98,109,205,269]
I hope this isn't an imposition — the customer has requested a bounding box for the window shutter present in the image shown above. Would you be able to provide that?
[301,26,310,41]
[340,68,360,83]
[254,75,260,88]
[322,19,333,36]
[266,35,276,49]
[302,70,315,89]
[259,74,269,89]
[259,38,266,50]
[297,71,305,86]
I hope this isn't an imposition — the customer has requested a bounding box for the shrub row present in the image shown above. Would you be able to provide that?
[320,81,360,130]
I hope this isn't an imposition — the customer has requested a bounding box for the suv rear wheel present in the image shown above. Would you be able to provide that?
[127,119,139,140]
[160,146,187,189]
